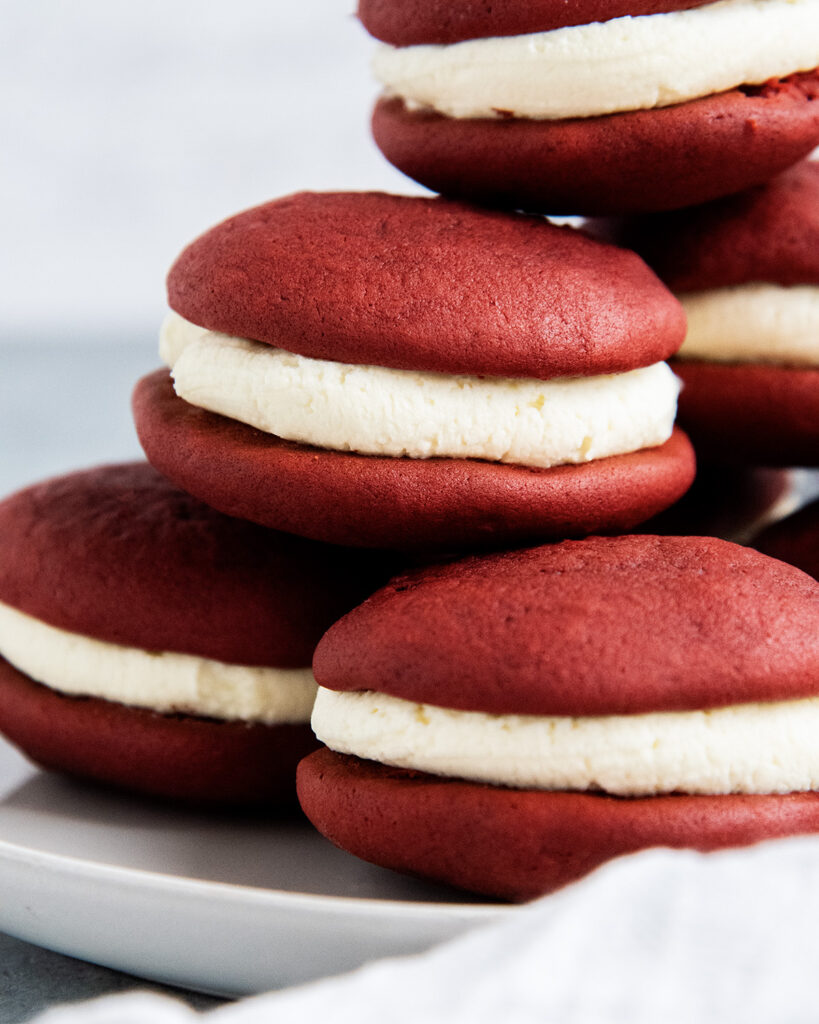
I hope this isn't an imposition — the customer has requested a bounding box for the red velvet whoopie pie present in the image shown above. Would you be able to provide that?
[299,535,819,901]
[134,191,694,551]
[0,463,393,806]
[625,161,819,466]
[367,0,819,215]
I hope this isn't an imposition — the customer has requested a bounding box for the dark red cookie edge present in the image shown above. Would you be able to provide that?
[675,361,819,467]
[298,749,819,901]
[133,370,695,550]
[0,657,318,807]
[359,0,713,45]
[372,74,819,216]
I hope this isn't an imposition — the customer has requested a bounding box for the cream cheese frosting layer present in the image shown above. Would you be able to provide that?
[678,284,819,366]
[161,312,679,470]
[373,0,819,121]
[0,601,317,725]
[311,687,819,796]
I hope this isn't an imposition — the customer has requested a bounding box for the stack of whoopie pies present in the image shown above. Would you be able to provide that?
[291,1,819,898]
[1,2,818,903]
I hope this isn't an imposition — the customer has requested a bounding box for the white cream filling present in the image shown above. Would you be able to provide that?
[373,0,819,120]
[0,601,317,726]
[312,687,819,797]
[161,312,679,470]
[678,284,819,367]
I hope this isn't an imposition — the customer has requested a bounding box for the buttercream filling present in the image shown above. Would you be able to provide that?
[0,600,317,725]
[312,687,819,797]
[678,284,819,366]
[161,312,679,470]
[372,0,819,120]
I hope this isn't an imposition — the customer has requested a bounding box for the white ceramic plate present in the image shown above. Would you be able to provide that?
[0,738,506,996]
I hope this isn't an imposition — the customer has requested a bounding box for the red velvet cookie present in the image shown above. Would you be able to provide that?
[0,659,316,808]
[625,161,819,290]
[755,497,819,581]
[672,363,819,467]
[134,371,694,550]
[298,750,819,902]
[313,535,819,715]
[373,74,819,217]
[299,535,819,899]
[167,192,683,379]
[0,463,393,806]
[359,0,712,45]
[623,162,819,467]
[142,192,693,549]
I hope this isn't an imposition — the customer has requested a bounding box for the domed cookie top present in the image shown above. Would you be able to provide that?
[167,192,684,380]
[0,463,390,667]
[314,535,819,714]
[628,161,819,291]
[358,0,712,45]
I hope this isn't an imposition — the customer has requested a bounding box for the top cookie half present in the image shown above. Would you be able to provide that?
[167,191,684,379]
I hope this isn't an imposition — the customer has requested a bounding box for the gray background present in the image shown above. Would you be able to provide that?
[0,2,421,354]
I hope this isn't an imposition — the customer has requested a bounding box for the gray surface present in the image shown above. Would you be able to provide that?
[0,933,221,1023]
[0,342,227,1020]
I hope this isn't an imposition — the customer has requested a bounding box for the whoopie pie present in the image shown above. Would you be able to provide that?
[626,161,819,466]
[0,463,390,806]
[133,191,694,550]
[366,0,819,214]
[299,535,819,900]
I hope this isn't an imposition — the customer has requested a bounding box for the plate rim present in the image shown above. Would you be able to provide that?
[0,833,509,921]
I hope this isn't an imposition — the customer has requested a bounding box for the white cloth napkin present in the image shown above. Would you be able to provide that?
[31,837,819,1024]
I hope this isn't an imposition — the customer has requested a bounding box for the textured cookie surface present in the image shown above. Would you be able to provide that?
[298,749,819,901]
[755,498,819,580]
[358,0,712,45]
[674,362,819,467]
[0,462,391,665]
[0,658,317,806]
[134,371,695,550]
[167,192,684,378]
[372,75,819,216]
[627,160,819,290]
[314,535,819,714]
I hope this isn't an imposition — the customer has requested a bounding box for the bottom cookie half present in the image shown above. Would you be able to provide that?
[0,658,318,808]
[298,749,819,901]
[372,74,819,217]
[134,371,695,550]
